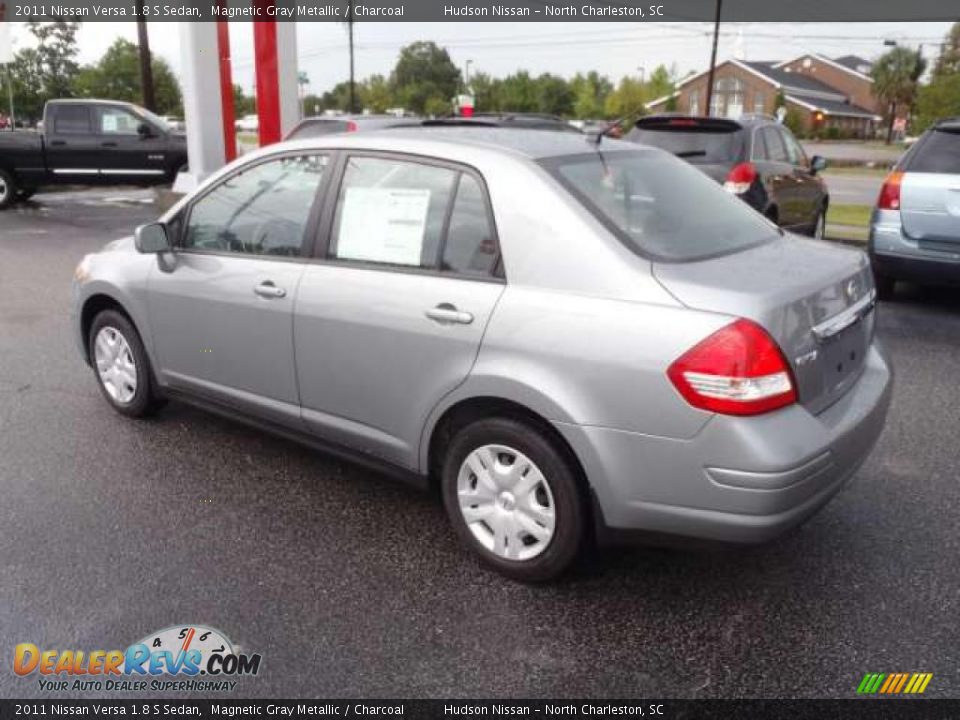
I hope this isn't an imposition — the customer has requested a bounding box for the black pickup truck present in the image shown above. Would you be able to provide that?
[0,99,188,210]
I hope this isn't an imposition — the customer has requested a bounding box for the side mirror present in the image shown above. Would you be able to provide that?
[134,222,171,254]
[137,122,154,138]
[810,155,827,174]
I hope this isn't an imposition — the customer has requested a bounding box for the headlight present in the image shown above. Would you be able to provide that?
[74,257,91,282]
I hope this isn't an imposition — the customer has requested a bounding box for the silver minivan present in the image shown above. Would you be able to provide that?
[73,129,892,581]
[870,117,960,297]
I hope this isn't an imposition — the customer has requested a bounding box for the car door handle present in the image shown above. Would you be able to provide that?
[49,140,66,147]
[253,281,286,299]
[101,142,118,148]
[425,303,474,325]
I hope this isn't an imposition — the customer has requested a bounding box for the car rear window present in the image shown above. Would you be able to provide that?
[907,128,960,174]
[626,124,744,163]
[542,150,778,262]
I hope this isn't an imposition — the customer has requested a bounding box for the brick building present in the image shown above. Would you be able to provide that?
[647,54,881,138]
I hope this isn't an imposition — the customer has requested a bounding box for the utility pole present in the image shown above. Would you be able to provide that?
[704,0,722,117]
[347,0,356,113]
[135,12,156,111]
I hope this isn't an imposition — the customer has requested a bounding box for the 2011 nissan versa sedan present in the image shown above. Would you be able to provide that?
[72,129,893,581]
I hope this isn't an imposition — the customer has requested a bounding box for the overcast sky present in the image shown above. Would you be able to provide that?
[5,21,954,96]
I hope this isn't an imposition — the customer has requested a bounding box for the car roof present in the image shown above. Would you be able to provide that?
[268,126,641,162]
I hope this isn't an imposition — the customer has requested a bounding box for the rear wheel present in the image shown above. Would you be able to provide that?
[0,169,17,210]
[441,417,586,582]
[88,310,165,418]
[811,208,827,239]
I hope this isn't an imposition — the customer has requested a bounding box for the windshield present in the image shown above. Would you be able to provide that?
[542,149,779,262]
[626,127,744,162]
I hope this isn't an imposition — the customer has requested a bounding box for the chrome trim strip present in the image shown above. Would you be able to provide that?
[812,289,876,342]
[100,169,166,176]
[52,169,98,175]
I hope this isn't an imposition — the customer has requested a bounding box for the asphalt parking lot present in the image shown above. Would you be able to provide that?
[1,188,958,699]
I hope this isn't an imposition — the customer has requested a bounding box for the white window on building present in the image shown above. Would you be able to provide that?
[689,90,701,115]
[713,77,744,119]
[753,93,766,114]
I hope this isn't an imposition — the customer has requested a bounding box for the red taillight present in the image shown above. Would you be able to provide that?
[667,319,797,416]
[723,162,757,195]
[877,170,903,211]
[668,119,699,127]
[346,120,358,132]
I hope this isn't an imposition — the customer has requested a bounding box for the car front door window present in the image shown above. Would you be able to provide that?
[185,155,328,257]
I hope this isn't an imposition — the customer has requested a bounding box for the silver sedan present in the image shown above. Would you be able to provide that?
[72,129,892,581]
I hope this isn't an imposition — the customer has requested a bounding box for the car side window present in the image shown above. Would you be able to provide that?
[442,174,498,277]
[184,154,327,257]
[780,129,808,166]
[761,127,789,163]
[53,106,92,135]
[752,129,770,161]
[99,107,142,136]
[330,156,457,268]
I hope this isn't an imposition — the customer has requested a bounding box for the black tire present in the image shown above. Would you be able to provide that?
[809,206,827,239]
[17,188,37,201]
[874,272,896,301]
[441,416,586,582]
[88,309,165,418]
[0,169,17,210]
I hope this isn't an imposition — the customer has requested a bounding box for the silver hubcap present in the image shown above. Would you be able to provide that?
[457,444,556,561]
[94,327,138,404]
[0,177,7,201]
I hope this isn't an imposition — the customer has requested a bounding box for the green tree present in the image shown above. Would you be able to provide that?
[27,20,82,100]
[390,41,461,115]
[604,76,645,120]
[915,73,960,133]
[871,46,926,143]
[6,48,46,123]
[363,74,394,114]
[570,71,612,119]
[933,22,960,77]
[72,39,181,115]
[498,71,539,113]
[646,64,674,102]
[536,73,574,116]
[468,72,501,113]
[234,85,256,117]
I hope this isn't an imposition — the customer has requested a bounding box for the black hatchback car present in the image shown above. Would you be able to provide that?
[623,114,829,237]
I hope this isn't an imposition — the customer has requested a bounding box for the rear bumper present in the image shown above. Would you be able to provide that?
[558,342,893,544]
[869,211,960,285]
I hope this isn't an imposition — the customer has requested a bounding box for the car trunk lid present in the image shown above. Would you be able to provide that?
[653,235,875,415]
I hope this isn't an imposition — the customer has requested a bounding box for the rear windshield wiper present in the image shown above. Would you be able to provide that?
[675,151,707,158]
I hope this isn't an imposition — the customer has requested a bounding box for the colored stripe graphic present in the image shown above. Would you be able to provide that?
[858,672,932,694]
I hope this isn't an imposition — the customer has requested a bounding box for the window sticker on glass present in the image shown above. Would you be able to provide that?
[102,114,118,133]
[337,187,432,266]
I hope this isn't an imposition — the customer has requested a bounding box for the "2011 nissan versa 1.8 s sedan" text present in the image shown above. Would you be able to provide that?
[72,129,892,581]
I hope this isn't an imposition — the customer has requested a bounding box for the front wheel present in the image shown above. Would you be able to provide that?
[88,310,164,417]
[441,417,586,582]
[0,169,17,210]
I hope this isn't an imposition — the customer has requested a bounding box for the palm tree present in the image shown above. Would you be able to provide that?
[872,47,926,143]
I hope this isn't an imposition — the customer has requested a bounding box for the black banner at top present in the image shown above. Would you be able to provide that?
[5,0,960,22]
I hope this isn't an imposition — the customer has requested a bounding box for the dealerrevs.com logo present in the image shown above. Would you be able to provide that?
[14,625,261,692]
